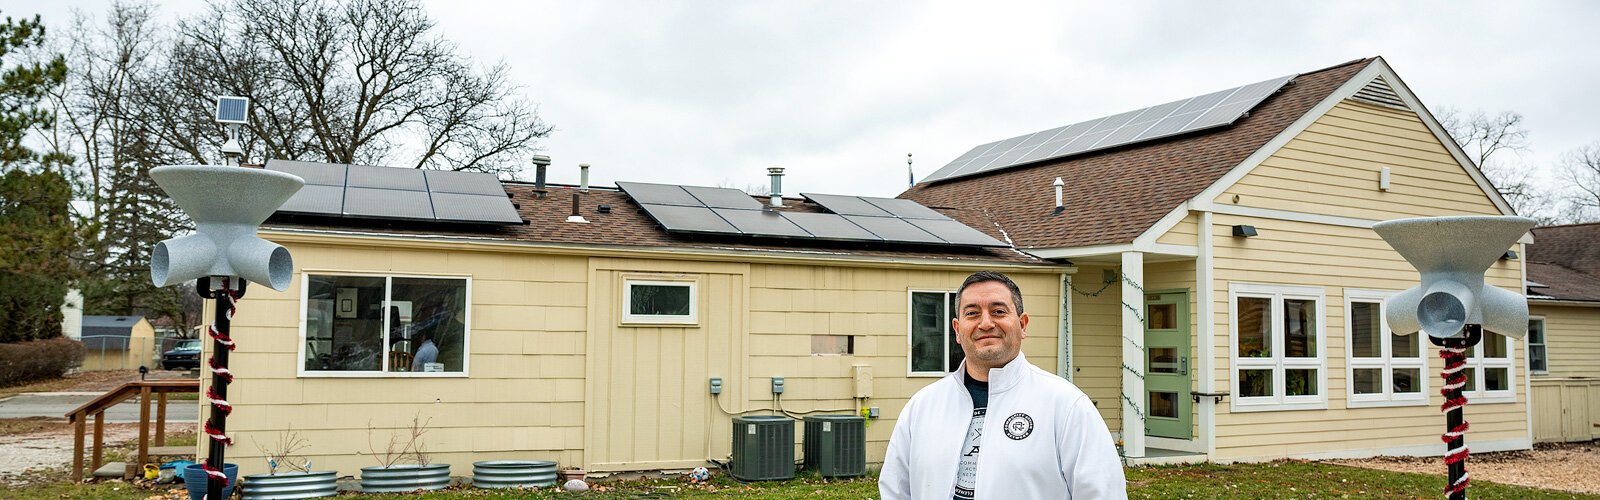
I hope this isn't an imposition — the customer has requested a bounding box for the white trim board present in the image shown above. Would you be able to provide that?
[1194,203,1534,244]
[1027,243,1197,260]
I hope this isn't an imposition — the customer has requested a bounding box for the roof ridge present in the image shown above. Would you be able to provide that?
[1535,220,1600,230]
[1297,57,1375,77]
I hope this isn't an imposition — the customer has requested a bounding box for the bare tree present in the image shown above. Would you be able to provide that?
[1436,107,1555,222]
[1560,142,1600,223]
[166,0,551,175]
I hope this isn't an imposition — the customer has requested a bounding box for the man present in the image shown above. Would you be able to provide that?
[411,331,439,372]
[881,271,1125,499]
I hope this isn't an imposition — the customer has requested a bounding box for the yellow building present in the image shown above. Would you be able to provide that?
[1524,223,1600,443]
[904,57,1530,463]
[79,315,157,371]
[210,56,1537,477]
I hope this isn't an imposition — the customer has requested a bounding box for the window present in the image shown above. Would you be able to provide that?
[623,280,697,324]
[1230,283,1326,411]
[1462,330,1515,402]
[1345,290,1427,408]
[301,274,470,376]
[1528,318,1547,375]
[909,291,961,376]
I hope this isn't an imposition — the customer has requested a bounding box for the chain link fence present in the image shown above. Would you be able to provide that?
[76,335,196,371]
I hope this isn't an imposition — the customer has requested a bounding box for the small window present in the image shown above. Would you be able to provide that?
[623,280,697,324]
[811,335,854,355]
[1528,318,1547,374]
[1463,331,1515,402]
[909,291,961,375]
[1345,290,1427,408]
[301,274,469,376]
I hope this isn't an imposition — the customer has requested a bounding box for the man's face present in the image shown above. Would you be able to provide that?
[953,280,1029,371]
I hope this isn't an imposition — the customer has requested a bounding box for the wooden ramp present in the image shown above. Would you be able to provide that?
[64,379,199,481]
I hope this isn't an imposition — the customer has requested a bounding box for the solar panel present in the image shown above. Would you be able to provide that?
[844,216,943,244]
[712,208,812,238]
[344,187,433,219]
[276,184,344,215]
[922,73,1296,184]
[800,193,893,217]
[862,197,949,220]
[347,164,426,191]
[266,159,346,186]
[617,182,703,207]
[907,219,1007,247]
[430,192,522,223]
[215,96,249,124]
[781,212,882,241]
[423,170,505,196]
[684,186,765,210]
[636,204,739,234]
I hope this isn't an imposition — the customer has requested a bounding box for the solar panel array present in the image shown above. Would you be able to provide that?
[267,159,521,224]
[617,182,1006,247]
[922,74,1297,184]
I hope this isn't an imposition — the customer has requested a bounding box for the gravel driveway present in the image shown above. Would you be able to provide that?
[1327,441,1600,494]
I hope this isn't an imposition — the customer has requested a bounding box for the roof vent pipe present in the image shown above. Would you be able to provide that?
[579,163,591,193]
[566,193,588,223]
[768,167,785,208]
[1053,177,1065,215]
[531,155,551,198]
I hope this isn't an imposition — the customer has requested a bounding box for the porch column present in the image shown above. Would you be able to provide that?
[1121,251,1146,458]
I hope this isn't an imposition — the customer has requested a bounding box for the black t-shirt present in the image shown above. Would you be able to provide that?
[964,374,989,409]
[954,375,989,500]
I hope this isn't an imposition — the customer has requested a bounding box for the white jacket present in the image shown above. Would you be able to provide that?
[880,353,1126,499]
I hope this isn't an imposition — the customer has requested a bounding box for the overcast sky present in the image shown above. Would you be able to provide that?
[13,1,1600,197]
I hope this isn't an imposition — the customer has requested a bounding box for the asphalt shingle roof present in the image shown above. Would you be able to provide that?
[1527,223,1600,303]
[898,58,1374,249]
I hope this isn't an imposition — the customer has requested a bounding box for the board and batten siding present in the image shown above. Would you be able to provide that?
[1528,304,1600,442]
[1206,97,1524,460]
[206,234,1067,476]
[1066,264,1124,430]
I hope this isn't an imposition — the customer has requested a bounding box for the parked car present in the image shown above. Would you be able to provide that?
[161,339,202,370]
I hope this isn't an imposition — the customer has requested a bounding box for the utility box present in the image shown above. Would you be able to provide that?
[732,416,794,481]
[803,415,866,478]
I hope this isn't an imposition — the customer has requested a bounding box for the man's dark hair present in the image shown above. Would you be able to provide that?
[956,271,1025,314]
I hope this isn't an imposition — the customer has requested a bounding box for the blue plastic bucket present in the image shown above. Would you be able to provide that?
[183,463,238,500]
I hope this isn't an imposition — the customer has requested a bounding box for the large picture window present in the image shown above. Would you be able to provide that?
[1345,290,1427,408]
[909,291,961,376]
[1230,283,1326,411]
[301,274,469,376]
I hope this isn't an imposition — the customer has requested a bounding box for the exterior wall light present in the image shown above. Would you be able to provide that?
[1231,225,1258,237]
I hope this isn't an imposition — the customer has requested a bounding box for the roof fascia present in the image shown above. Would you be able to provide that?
[1528,298,1600,308]
[1027,242,1198,260]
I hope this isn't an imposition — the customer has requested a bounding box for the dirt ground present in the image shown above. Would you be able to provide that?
[1328,440,1600,494]
[0,370,199,487]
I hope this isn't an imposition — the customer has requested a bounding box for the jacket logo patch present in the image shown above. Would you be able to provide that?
[1004,413,1034,440]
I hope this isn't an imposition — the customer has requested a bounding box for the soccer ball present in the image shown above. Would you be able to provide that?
[688,466,711,482]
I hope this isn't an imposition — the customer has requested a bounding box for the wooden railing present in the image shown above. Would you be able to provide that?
[64,379,200,482]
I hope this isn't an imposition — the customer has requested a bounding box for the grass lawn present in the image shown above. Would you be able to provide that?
[5,460,1596,499]
[0,371,134,399]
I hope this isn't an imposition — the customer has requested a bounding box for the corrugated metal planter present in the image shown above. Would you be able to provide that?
[241,470,338,499]
[471,460,557,489]
[360,464,451,493]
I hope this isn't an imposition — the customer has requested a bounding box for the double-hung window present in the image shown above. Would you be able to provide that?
[1231,283,1327,411]
[300,273,470,377]
[1528,317,1548,375]
[1345,289,1427,408]
[909,290,961,376]
[1463,330,1516,403]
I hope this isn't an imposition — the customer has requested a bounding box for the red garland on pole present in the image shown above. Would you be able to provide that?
[199,277,245,499]
[1432,325,1480,500]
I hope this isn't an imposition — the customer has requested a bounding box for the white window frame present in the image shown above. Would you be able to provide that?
[1343,289,1429,408]
[1229,283,1328,412]
[1527,316,1548,375]
[1464,329,1516,403]
[907,289,958,377]
[297,271,472,378]
[622,279,698,325]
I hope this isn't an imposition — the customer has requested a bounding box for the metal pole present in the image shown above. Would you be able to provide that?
[201,277,243,500]
[1432,325,1480,500]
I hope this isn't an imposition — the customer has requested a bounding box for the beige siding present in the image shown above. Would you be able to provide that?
[1531,305,1600,379]
[1528,304,1600,442]
[1155,213,1200,246]
[1216,101,1502,219]
[1208,214,1526,460]
[210,236,1066,476]
[1067,265,1123,429]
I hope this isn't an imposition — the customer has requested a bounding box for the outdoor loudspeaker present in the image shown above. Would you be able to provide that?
[1372,215,1536,339]
[150,165,304,291]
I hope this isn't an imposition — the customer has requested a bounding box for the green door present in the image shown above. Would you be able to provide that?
[1144,291,1191,440]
